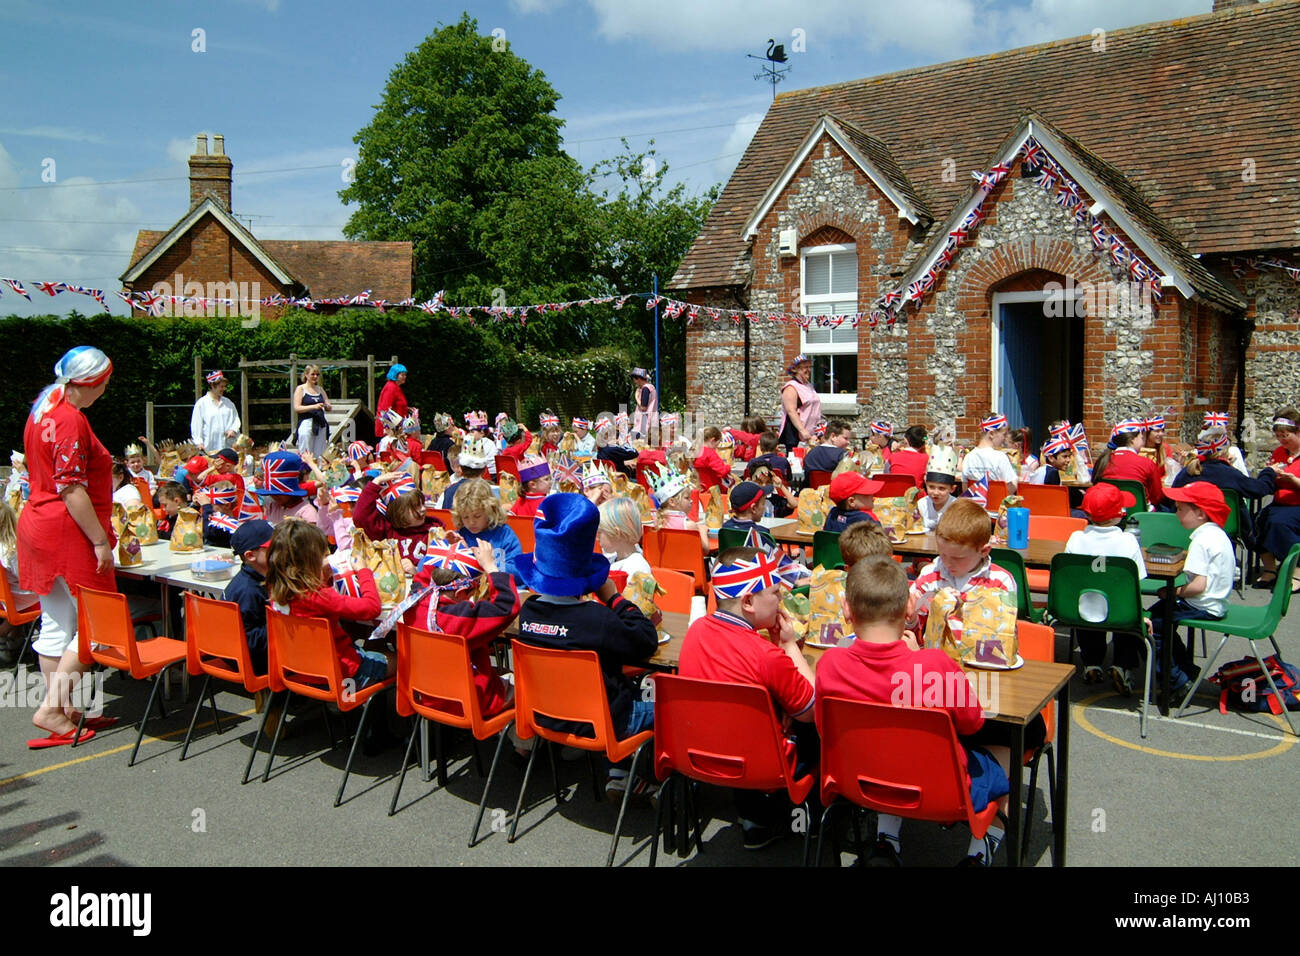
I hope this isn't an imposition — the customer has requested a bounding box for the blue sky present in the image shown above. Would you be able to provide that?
[0,0,1211,317]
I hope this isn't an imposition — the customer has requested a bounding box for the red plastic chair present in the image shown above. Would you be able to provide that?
[1016,620,1058,864]
[649,567,693,614]
[506,514,536,554]
[807,469,833,490]
[1024,515,1086,592]
[421,449,447,472]
[180,593,271,774]
[257,609,395,806]
[874,473,919,498]
[392,624,517,846]
[648,674,815,865]
[507,641,654,866]
[790,447,807,463]
[495,455,521,484]
[76,587,188,765]
[648,527,708,593]
[814,696,1003,865]
[0,563,41,677]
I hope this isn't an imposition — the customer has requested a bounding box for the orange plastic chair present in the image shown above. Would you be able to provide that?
[427,507,454,528]
[130,476,153,507]
[495,455,521,484]
[180,593,271,773]
[987,480,1010,507]
[1024,515,1086,592]
[391,624,517,846]
[648,527,708,593]
[0,564,41,677]
[814,696,1004,866]
[648,674,815,866]
[874,473,919,498]
[1016,620,1058,864]
[257,609,395,805]
[650,567,694,614]
[1016,483,1070,517]
[807,469,833,490]
[507,514,536,554]
[507,641,654,866]
[422,449,448,472]
[76,587,188,765]
[640,529,663,567]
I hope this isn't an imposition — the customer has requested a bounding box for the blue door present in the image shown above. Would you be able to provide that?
[998,303,1045,441]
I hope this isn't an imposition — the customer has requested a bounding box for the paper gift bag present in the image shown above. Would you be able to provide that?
[168,507,204,552]
[420,465,450,502]
[807,567,849,645]
[923,586,1018,666]
[127,501,159,545]
[704,486,726,530]
[559,431,577,454]
[609,472,630,497]
[873,497,909,542]
[780,588,810,640]
[716,431,735,465]
[903,487,924,533]
[111,502,128,540]
[796,488,828,533]
[117,523,143,567]
[352,528,406,605]
[498,472,521,510]
[858,445,885,477]
[995,494,1024,540]
[831,447,861,478]
[157,449,182,483]
[621,570,665,620]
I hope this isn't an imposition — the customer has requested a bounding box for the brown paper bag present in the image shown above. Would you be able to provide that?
[858,446,884,477]
[559,431,577,454]
[704,485,726,530]
[923,586,1018,666]
[158,449,182,483]
[717,432,735,465]
[831,447,861,478]
[903,487,924,533]
[796,488,828,533]
[421,465,450,502]
[780,589,810,639]
[621,571,665,618]
[111,502,128,540]
[127,501,159,545]
[117,523,143,567]
[498,472,521,510]
[995,494,1024,540]
[807,567,849,645]
[873,497,909,543]
[168,507,204,552]
[352,528,406,605]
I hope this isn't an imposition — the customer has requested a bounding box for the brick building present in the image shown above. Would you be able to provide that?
[121,134,412,312]
[671,0,1300,461]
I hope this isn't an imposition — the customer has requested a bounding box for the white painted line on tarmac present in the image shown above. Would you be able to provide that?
[1088,707,1292,742]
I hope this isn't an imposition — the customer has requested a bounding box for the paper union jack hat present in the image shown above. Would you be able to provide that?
[711,549,800,600]
[205,370,227,385]
[330,485,361,506]
[209,484,239,507]
[465,410,489,430]
[786,353,810,375]
[207,511,245,534]
[963,473,991,507]
[240,488,263,518]
[571,417,591,431]
[539,413,559,429]
[869,420,892,437]
[659,412,680,430]
[1196,432,1231,460]
[376,473,418,515]
[813,419,827,438]
[256,451,308,497]
[417,541,484,584]
[581,461,611,489]
[1111,419,1145,439]
[518,455,551,484]
[1041,437,1071,458]
[347,441,373,461]
[647,461,690,508]
[980,413,1008,432]
[1204,411,1230,429]
[1144,415,1166,431]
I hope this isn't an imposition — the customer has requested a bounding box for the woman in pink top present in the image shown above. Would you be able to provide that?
[777,354,821,449]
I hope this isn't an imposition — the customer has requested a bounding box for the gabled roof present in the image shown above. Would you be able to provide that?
[890,113,1246,311]
[121,198,296,286]
[740,114,933,237]
[671,0,1300,291]
[261,240,413,302]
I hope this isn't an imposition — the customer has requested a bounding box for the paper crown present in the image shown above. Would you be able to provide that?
[433,412,454,433]
[124,443,143,458]
[380,408,404,430]
[401,414,421,434]
[518,455,551,484]
[711,549,802,600]
[581,461,611,489]
[1196,431,1231,460]
[813,420,827,438]
[926,444,959,477]
[647,461,690,508]
[1041,437,1071,458]
[660,412,680,427]
[458,436,495,469]
[465,410,488,430]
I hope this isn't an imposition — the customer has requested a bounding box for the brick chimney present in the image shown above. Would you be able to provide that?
[189,133,232,211]
[1212,0,1258,11]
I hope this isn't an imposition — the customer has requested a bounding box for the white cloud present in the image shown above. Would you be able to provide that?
[510,0,567,12]
[998,0,1207,48]
[0,126,108,145]
[717,112,764,179]
[167,133,213,165]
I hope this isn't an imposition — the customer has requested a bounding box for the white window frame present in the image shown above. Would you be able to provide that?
[800,243,859,412]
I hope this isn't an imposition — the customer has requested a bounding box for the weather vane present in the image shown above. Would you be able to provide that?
[747,38,790,100]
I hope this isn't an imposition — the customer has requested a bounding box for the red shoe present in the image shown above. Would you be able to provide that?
[27,728,96,750]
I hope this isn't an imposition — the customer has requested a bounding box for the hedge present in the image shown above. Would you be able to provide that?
[0,310,633,456]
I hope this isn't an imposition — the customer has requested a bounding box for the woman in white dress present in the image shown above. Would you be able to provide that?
[293,364,332,458]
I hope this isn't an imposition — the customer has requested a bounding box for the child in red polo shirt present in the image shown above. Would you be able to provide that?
[694,426,731,491]
[1091,418,1164,507]
[679,545,814,850]
[510,456,551,518]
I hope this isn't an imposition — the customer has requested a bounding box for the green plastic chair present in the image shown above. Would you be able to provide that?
[990,547,1043,623]
[1046,554,1154,737]
[1095,478,1147,524]
[1220,488,1247,594]
[813,530,843,571]
[1130,512,1190,597]
[1174,544,1300,736]
[716,526,772,554]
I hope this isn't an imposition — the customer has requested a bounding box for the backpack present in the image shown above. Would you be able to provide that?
[1208,655,1300,715]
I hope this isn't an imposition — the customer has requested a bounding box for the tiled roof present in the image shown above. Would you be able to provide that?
[260,240,413,301]
[127,231,166,272]
[827,114,933,221]
[671,0,1300,292]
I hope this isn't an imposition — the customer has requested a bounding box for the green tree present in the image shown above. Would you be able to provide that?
[339,14,597,312]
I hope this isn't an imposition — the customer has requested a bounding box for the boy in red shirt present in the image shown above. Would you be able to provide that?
[679,546,814,849]
[816,556,1010,866]
[693,426,731,491]
[511,456,551,518]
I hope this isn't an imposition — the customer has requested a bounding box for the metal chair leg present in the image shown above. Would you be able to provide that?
[242,690,278,784]
[508,741,541,843]
[1021,753,1041,864]
[650,773,671,868]
[179,674,213,761]
[129,674,165,766]
[547,741,563,806]
[1176,634,1230,718]
[470,737,485,777]
[815,803,836,867]
[1253,642,1300,736]
[1045,744,1058,866]
[607,742,647,867]
[469,728,511,848]
[586,752,602,801]
[334,696,376,807]
[1139,635,1155,738]
[434,723,448,786]
[262,691,291,782]
[388,717,421,816]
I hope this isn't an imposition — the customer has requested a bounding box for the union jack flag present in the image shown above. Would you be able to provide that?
[207,512,245,534]
[907,279,928,300]
[2,278,31,300]
[138,290,165,316]
[550,454,581,487]
[1036,168,1059,191]
[1066,422,1090,455]
[882,289,903,309]
[417,542,483,581]
[948,225,968,245]
[36,281,65,297]
[1021,140,1045,167]
[936,246,956,269]
[1108,242,1129,267]
[1128,256,1145,281]
[1204,412,1230,429]
[961,205,986,230]
[333,569,365,599]
[686,305,700,323]
[348,290,371,305]
[240,489,263,518]
[710,549,797,600]
[963,473,990,507]
[1089,222,1111,249]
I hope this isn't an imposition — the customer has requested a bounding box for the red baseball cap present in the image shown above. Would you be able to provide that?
[1164,482,1230,528]
[1080,483,1135,523]
[829,472,884,505]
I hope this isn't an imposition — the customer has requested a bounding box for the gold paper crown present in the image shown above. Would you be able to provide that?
[124,443,143,458]
[647,462,690,508]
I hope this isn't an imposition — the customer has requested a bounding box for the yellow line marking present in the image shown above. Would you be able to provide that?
[1072,692,1296,761]
[0,707,257,788]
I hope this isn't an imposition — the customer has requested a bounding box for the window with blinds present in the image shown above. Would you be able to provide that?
[800,244,858,399]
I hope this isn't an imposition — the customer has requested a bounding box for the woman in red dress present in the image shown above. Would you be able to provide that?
[374,363,409,440]
[18,347,116,747]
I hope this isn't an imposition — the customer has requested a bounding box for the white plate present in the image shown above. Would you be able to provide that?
[905,529,927,535]
[658,632,672,645]
[805,640,840,649]
[963,653,1025,671]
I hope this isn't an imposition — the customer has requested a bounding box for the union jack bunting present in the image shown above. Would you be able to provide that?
[36,281,65,297]
[1108,242,1129,267]
[963,473,990,507]
[936,246,956,269]
[710,549,797,600]
[1089,221,1111,249]
[948,225,968,244]
[882,289,903,309]
[1036,168,1059,191]
[961,205,986,230]
[907,279,928,300]
[207,512,245,534]
[1,278,31,300]
[686,305,700,322]
[1203,412,1230,429]
[1020,140,1045,167]
[347,290,371,305]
